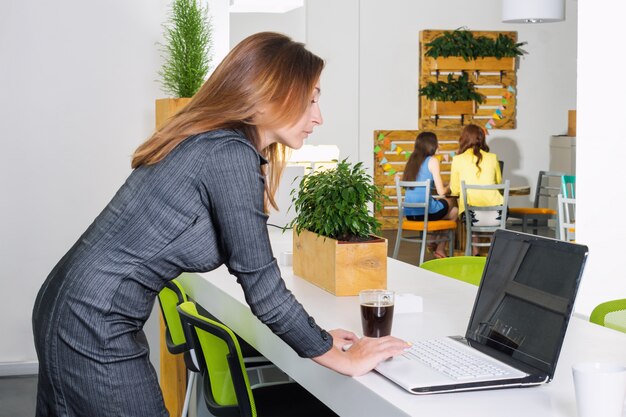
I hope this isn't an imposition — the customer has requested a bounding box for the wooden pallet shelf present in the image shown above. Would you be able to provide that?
[419,30,518,130]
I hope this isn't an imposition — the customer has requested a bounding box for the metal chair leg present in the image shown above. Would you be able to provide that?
[181,371,196,417]
[393,227,402,259]
[418,231,427,265]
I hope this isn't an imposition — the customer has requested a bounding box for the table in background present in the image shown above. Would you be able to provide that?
[175,228,626,417]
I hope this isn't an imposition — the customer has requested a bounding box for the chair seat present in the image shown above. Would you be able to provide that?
[509,207,556,216]
[590,299,626,334]
[420,256,486,286]
[402,219,457,232]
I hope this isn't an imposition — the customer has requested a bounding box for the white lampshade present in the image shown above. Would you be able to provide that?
[502,0,565,23]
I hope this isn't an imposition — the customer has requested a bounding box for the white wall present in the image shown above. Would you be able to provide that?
[230,6,306,46]
[306,0,578,207]
[0,0,170,369]
[576,0,626,314]
[2,0,616,370]
[0,0,229,372]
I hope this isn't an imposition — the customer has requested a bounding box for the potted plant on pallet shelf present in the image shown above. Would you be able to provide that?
[155,0,213,128]
[419,72,485,116]
[423,28,526,71]
[288,159,388,296]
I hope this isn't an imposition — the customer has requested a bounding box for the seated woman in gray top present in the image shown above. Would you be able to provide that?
[32,32,409,416]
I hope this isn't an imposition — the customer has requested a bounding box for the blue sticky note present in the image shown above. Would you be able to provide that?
[507,86,516,93]
[380,157,388,165]
[391,143,397,151]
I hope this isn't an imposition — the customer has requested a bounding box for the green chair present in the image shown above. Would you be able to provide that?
[420,256,487,286]
[157,278,199,417]
[590,299,626,334]
[176,301,337,417]
[561,174,576,198]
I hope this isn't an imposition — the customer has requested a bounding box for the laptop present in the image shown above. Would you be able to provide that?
[376,229,588,394]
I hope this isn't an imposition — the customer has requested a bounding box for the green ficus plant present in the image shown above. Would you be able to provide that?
[425,29,527,61]
[158,0,213,98]
[289,160,387,242]
[419,72,485,103]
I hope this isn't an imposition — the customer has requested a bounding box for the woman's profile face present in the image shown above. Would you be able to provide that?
[259,81,323,150]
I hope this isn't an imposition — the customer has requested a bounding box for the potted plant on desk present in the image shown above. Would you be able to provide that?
[288,159,388,296]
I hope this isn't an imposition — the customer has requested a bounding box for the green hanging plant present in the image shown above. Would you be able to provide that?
[425,29,527,61]
[419,72,485,103]
[288,160,387,242]
[158,0,213,98]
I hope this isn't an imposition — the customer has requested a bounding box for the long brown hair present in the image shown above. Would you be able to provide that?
[402,131,438,181]
[458,124,489,173]
[132,32,324,210]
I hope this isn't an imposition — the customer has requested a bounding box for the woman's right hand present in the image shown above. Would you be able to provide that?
[312,333,410,377]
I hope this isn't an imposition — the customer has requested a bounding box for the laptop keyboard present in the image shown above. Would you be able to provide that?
[404,338,522,381]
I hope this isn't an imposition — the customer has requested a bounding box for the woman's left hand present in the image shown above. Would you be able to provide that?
[328,329,359,351]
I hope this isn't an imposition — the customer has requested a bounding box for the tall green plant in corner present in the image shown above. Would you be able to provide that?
[159,0,213,98]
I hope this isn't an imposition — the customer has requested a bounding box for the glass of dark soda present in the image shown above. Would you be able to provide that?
[360,289,395,337]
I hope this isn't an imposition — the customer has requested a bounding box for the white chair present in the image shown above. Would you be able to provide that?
[461,180,510,256]
[393,179,456,265]
[557,194,576,241]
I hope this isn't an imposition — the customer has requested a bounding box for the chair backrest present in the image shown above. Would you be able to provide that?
[533,171,565,208]
[157,278,189,354]
[461,180,510,230]
[177,301,256,417]
[561,174,576,198]
[420,256,486,286]
[557,194,576,242]
[395,178,433,230]
[589,299,626,334]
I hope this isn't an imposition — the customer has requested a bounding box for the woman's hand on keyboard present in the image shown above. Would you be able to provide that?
[313,331,410,377]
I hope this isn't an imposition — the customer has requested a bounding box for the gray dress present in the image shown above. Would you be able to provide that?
[32,130,333,417]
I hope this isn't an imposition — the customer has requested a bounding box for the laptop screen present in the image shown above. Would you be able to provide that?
[466,230,588,376]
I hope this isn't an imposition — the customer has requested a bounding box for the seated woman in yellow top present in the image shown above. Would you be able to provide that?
[450,124,503,255]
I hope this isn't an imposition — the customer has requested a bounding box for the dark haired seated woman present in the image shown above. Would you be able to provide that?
[402,131,458,259]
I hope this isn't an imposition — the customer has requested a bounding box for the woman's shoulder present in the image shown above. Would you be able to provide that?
[481,150,498,161]
[174,129,264,168]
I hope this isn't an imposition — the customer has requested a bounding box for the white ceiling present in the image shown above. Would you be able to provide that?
[229,0,304,13]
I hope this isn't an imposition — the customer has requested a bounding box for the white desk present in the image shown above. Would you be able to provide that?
[178,229,626,417]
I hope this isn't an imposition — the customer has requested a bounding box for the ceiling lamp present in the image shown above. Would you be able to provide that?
[502,0,565,23]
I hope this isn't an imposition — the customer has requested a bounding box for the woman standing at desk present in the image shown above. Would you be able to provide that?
[450,124,503,255]
[32,32,407,417]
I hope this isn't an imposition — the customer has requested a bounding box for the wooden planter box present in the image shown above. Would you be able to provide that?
[429,100,474,116]
[292,229,387,296]
[155,97,192,129]
[425,57,515,71]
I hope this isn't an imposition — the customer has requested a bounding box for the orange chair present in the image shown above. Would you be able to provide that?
[508,171,564,235]
[393,179,456,265]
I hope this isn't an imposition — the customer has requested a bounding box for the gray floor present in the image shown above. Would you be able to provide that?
[0,375,37,417]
